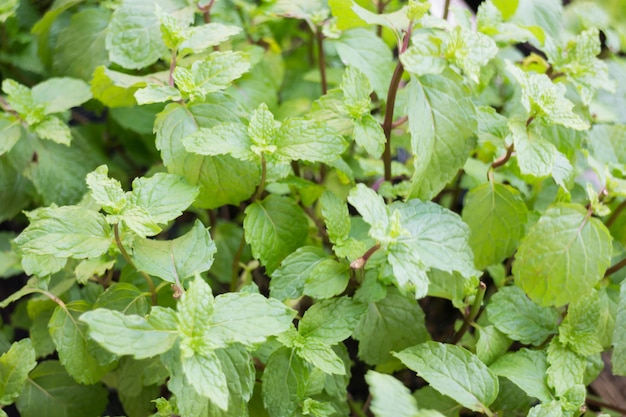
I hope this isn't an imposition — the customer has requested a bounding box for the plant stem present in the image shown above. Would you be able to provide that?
[231,233,247,292]
[232,155,267,290]
[586,397,626,415]
[606,199,626,228]
[114,224,158,305]
[605,256,626,278]
[491,144,514,169]
[316,27,327,95]
[442,0,452,20]
[347,395,368,417]
[197,0,215,23]
[452,281,486,344]
[169,50,177,88]
[382,26,412,182]
[255,154,267,201]
[350,243,381,269]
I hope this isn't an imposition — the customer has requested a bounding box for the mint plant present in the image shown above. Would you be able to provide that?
[1,0,626,416]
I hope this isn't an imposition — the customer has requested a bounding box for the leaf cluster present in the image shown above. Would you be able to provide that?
[1,1,626,417]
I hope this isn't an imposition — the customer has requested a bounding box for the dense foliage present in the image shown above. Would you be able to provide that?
[1,0,626,416]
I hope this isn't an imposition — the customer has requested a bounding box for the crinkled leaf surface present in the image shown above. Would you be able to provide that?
[80,307,179,359]
[155,100,259,209]
[366,371,419,417]
[49,301,117,385]
[353,288,430,365]
[270,246,328,301]
[16,361,108,417]
[14,206,112,259]
[332,28,394,97]
[613,279,626,375]
[486,286,559,346]
[299,297,366,344]
[394,341,499,414]
[0,339,36,406]
[244,194,309,273]
[204,292,296,347]
[489,348,553,402]
[129,172,199,224]
[513,203,612,307]
[407,71,477,200]
[132,220,216,284]
[462,183,528,270]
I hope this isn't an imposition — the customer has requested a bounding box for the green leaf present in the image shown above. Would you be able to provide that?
[475,325,512,366]
[179,23,242,56]
[106,0,191,69]
[347,184,389,242]
[215,344,255,403]
[545,338,587,397]
[489,348,553,402]
[485,286,559,346]
[365,371,419,417]
[132,220,216,284]
[297,338,346,375]
[353,288,430,366]
[85,165,127,214]
[134,85,182,104]
[0,156,31,222]
[509,120,573,188]
[205,292,296,347]
[183,123,254,160]
[93,282,150,315]
[182,351,229,411]
[299,297,366,344]
[80,307,179,359]
[0,339,36,406]
[353,114,386,158]
[161,343,210,417]
[31,116,72,145]
[49,301,117,384]
[270,246,328,301]
[3,79,46,125]
[332,28,395,97]
[129,172,199,224]
[14,206,112,259]
[510,0,562,41]
[23,134,105,206]
[550,27,615,104]
[559,290,605,356]
[16,361,108,417]
[462,183,528,270]
[444,27,498,83]
[0,115,21,156]
[614,279,626,375]
[407,71,477,200]
[274,118,347,164]
[262,347,310,417]
[90,66,152,107]
[401,34,446,77]
[513,203,613,307]
[506,62,589,130]
[155,101,259,209]
[174,52,251,102]
[53,8,110,81]
[340,66,372,118]
[394,341,499,414]
[319,191,351,245]
[244,194,309,273]
[0,0,18,22]
[304,259,351,299]
[31,78,92,114]
[398,199,477,278]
